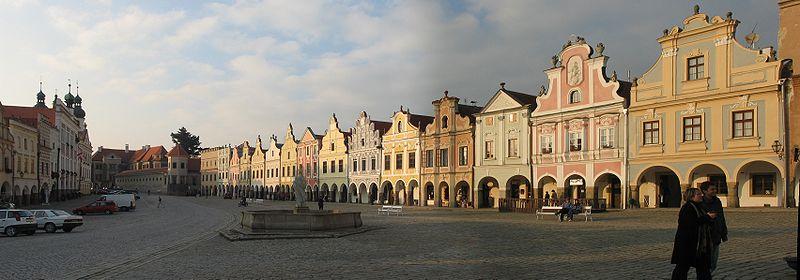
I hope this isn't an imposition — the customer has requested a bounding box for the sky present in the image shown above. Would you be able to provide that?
[0,0,779,150]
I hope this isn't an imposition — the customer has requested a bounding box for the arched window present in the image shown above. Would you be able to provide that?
[397,121,403,132]
[442,116,449,129]
[361,138,365,146]
[569,90,581,104]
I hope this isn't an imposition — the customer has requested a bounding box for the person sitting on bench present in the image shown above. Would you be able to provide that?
[558,200,579,222]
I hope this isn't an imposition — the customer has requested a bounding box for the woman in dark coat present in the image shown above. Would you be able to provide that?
[671,187,717,280]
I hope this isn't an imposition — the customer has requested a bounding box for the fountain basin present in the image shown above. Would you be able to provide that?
[241,210,362,231]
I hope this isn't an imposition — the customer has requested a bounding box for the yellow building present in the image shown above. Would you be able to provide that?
[628,6,789,208]
[379,106,433,205]
[0,102,13,201]
[279,124,298,199]
[779,0,800,206]
[318,114,350,202]
[200,146,223,196]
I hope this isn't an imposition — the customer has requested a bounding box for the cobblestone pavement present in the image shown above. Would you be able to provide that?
[118,198,796,280]
[0,195,233,279]
[2,197,796,279]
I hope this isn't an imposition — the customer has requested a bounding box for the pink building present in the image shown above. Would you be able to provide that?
[531,38,631,209]
[297,127,323,201]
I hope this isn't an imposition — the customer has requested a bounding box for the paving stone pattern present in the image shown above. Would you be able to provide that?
[1,197,795,279]
[123,199,796,280]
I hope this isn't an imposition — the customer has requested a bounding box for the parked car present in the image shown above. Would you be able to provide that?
[0,209,37,237]
[32,209,84,233]
[98,194,136,211]
[73,201,118,215]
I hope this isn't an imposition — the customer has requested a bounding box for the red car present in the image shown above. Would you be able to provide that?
[73,201,118,215]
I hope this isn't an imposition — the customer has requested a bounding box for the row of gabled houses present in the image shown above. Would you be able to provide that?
[114,5,798,209]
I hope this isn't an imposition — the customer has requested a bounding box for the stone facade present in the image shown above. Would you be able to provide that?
[298,127,323,201]
[347,111,391,204]
[380,107,433,205]
[532,39,630,210]
[473,83,537,208]
[200,146,223,196]
[628,8,787,208]
[420,91,482,207]
[0,102,13,203]
[779,0,800,207]
[318,114,350,203]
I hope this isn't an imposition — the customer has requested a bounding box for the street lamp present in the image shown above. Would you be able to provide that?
[772,140,784,160]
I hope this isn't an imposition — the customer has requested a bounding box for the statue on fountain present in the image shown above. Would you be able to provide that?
[292,173,308,211]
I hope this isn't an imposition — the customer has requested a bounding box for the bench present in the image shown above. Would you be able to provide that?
[536,205,593,222]
[377,205,404,216]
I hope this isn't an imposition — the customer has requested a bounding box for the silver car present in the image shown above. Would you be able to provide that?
[32,209,84,233]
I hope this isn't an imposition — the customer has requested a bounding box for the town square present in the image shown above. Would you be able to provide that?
[1,1,798,279]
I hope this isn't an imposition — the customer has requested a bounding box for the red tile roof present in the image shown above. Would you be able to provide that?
[132,146,167,162]
[3,106,55,125]
[372,121,393,135]
[167,145,189,157]
[409,113,435,132]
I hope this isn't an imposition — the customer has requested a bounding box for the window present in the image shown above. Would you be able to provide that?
[569,90,581,104]
[329,161,334,173]
[306,147,310,156]
[408,152,415,169]
[362,159,366,171]
[485,117,493,126]
[292,166,296,176]
[508,113,517,123]
[643,121,660,145]
[439,149,448,167]
[331,142,335,151]
[687,56,704,81]
[751,174,775,195]
[441,116,448,129]
[507,138,519,157]
[425,150,434,167]
[181,163,185,169]
[353,160,358,172]
[458,146,468,166]
[172,162,177,168]
[396,154,403,170]
[397,121,403,132]
[683,116,702,141]
[485,140,495,159]
[569,132,583,152]
[322,162,327,173]
[371,157,376,170]
[541,135,553,154]
[708,175,728,195]
[313,162,317,175]
[338,160,343,173]
[732,110,754,138]
[600,128,615,149]
[384,155,391,170]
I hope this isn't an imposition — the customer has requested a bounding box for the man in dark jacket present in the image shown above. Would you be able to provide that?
[700,182,728,273]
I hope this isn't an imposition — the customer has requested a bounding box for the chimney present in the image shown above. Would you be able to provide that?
[125,144,129,152]
[145,145,151,150]
[98,146,103,153]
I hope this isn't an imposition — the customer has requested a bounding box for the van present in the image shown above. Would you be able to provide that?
[98,194,136,211]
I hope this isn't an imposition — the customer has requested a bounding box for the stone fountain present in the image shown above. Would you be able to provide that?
[224,174,365,240]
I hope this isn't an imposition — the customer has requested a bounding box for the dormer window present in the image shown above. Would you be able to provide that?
[569,90,581,104]
[441,116,448,129]
[688,56,704,80]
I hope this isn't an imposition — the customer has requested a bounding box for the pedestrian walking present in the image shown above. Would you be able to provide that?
[158,196,163,208]
[550,190,558,206]
[700,182,728,273]
[671,188,716,280]
[318,196,324,211]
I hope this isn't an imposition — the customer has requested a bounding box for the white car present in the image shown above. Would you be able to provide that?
[0,209,37,237]
[32,209,84,233]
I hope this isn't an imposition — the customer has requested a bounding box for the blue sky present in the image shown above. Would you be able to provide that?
[0,0,779,150]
